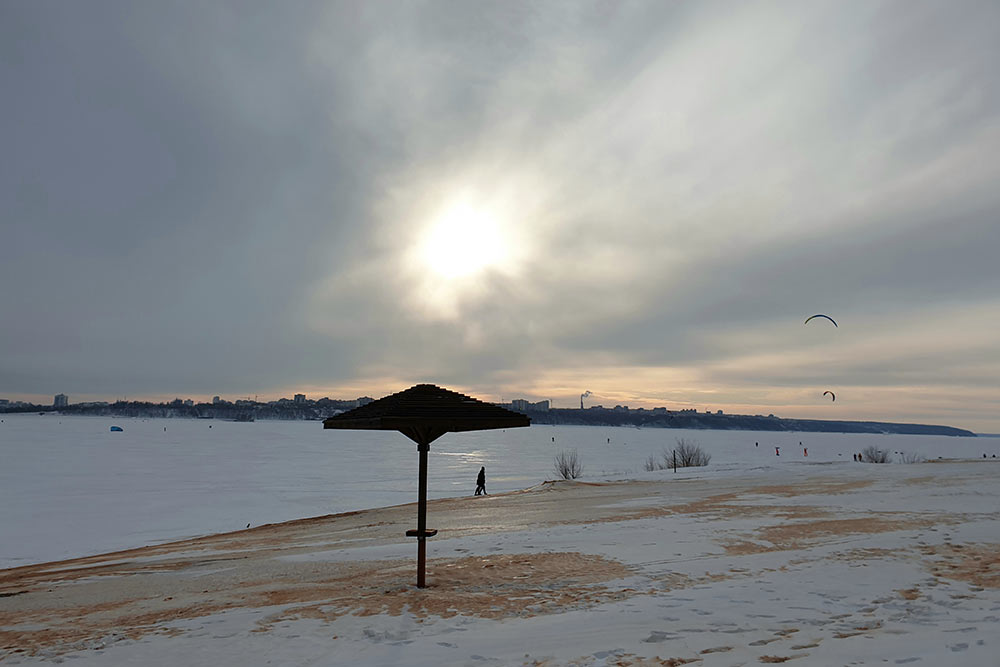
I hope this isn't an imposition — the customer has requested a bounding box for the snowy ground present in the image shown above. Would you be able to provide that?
[2,457,998,666]
[2,415,996,568]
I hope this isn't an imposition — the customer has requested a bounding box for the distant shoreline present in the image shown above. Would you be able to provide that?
[507,408,977,437]
[2,407,976,437]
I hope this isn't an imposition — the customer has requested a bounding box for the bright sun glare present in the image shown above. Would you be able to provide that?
[420,202,509,279]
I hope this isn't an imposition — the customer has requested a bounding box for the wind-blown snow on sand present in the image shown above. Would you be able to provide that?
[2,453,999,666]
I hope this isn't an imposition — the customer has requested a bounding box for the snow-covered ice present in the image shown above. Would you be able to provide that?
[2,414,994,568]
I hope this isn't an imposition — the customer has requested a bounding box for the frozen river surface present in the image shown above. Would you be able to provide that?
[0,414,992,568]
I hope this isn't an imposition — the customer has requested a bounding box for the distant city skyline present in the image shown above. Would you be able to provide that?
[3,2,1000,432]
[0,385,982,433]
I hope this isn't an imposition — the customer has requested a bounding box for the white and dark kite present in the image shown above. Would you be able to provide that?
[805,314,838,327]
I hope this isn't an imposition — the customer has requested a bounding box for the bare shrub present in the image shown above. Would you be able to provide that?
[861,445,891,463]
[898,451,926,464]
[554,449,583,479]
[665,438,711,468]
[642,439,712,471]
[643,454,664,472]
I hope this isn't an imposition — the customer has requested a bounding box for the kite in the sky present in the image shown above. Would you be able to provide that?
[823,390,836,402]
[805,314,838,327]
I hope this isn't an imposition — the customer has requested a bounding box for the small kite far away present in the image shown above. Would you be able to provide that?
[823,390,836,402]
[805,314,838,327]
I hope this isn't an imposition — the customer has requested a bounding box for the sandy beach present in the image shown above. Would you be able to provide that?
[2,461,999,665]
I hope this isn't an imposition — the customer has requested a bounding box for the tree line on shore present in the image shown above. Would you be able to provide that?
[3,400,974,436]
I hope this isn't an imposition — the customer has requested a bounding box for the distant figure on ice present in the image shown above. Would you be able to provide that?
[475,467,487,496]
[775,446,780,456]
[755,441,758,447]
[803,447,808,457]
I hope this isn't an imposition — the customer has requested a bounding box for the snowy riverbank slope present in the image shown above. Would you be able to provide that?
[2,460,998,665]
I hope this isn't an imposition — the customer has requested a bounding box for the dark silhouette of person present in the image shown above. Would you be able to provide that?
[475,466,487,496]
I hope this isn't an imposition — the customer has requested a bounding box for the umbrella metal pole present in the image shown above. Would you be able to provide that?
[416,441,429,588]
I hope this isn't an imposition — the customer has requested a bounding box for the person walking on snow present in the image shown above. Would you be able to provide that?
[475,466,487,496]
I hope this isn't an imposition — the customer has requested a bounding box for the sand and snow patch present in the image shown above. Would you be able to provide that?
[921,542,1000,588]
[0,552,636,656]
[256,552,636,628]
[724,516,932,554]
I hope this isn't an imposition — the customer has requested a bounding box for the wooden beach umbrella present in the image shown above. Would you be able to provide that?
[323,384,530,587]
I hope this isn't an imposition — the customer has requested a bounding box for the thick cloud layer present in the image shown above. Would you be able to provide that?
[3,1,999,430]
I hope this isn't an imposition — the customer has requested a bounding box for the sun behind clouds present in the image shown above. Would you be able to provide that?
[395,193,531,321]
[418,200,511,279]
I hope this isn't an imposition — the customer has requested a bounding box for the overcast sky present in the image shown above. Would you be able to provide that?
[3,1,1000,431]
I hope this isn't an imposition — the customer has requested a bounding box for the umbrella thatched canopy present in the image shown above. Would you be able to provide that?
[323,384,530,587]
